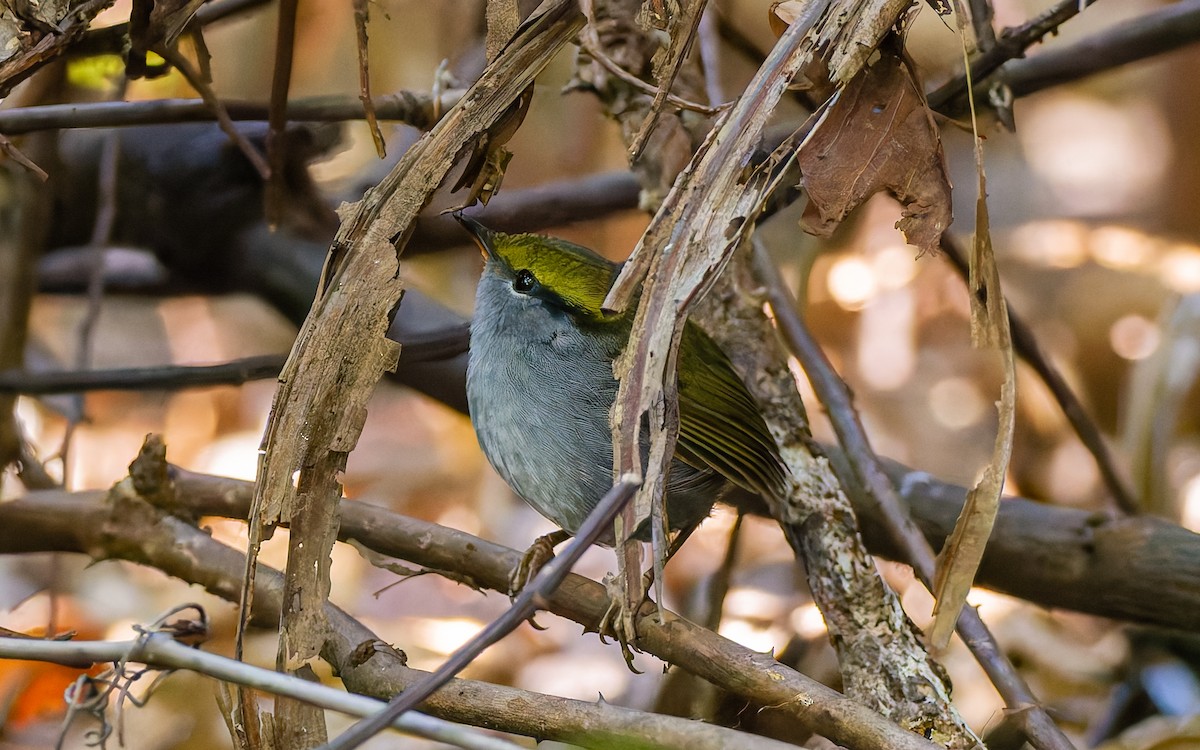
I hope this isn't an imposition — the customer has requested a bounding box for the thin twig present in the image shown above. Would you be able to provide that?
[752,241,1077,750]
[938,235,1138,513]
[0,355,286,394]
[157,45,270,179]
[194,0,272,25]
[573,38,720,115]
[324,478,641,750]
[0,324,466,396]
[702,513,741,631]
[54,119,124,636]
[926,0,1097,111]
[352,0,386,158]
[0,133,48,180]
[966,0,997,53]
[265,0,299,225]
[696,6,726,109]
[0,634,523,750]
[1002,0,1200,99]
[55,130,118,471]
[73,0,311,65]
[628,0,711,160]
[0,91,465,135]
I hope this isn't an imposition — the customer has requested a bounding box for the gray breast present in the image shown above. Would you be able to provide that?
[467,271,725,539]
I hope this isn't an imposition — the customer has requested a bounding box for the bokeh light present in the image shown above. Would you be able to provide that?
[1109,314,1160,361]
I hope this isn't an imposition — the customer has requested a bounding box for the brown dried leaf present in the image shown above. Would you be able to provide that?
[448,83,533,209]
[768,0,809,38]
[928,134,1015,650]
[798,43,951,255]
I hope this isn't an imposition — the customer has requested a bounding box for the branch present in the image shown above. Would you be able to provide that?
[0,93,467,135]
[1002,0,1200,99]
[195,0,271,24]
[0,144,51,480]
[0,321,468,395]
[704,253,971,743]
[0,355,285,394]
[327,478,640,750]
[0,633,522,750]
[0,0,114,97]
[926,0,1095,112]
[0,483,934,750]
[754,243,1074,750]
[264,0,300,231]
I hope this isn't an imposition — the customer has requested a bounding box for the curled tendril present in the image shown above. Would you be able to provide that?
[55,604,212,750]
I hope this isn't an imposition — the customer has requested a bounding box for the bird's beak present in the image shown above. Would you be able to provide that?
[453,214,498,260]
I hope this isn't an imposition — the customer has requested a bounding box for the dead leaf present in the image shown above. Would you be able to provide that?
[927,117,1015,651]
[769,0,810,38]
[448,83,533,208]
[797,40,951,255]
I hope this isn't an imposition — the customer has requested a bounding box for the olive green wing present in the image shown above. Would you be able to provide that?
[676,322,787,499]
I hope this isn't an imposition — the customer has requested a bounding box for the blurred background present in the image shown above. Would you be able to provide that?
[2,0,1199,747]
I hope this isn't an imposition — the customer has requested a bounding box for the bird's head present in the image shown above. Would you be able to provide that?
[456,215,622,326]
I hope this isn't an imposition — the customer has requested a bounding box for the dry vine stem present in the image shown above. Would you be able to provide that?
[240,0,584,744]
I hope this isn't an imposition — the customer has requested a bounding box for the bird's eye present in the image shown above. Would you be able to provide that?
[513,269,537,293]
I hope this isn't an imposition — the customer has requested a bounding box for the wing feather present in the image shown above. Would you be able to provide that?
[676,323,787,499]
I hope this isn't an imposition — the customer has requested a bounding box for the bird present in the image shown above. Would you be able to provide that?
[457,216,787,552]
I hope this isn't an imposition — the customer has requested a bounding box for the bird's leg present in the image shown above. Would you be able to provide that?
[598,522,701,670]
[508,529,572,598]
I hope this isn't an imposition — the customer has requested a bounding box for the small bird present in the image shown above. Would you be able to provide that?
[458,216,786,548]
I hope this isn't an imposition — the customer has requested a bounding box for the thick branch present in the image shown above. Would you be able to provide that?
[757,243,1078,750]
[0,484,934,750]
[6,468,1198,631]
[1002,0,1200,99]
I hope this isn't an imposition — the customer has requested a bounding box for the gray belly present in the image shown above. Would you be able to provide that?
[467,319,723,540]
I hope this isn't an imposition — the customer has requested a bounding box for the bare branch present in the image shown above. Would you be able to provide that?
[0,483,935,750]
[927,0,1098,112]
[326,478,641,750]
[0,633,522,750]
[753,242,1075,750]
[0,92,466,135]
[265,0,300,226]
[1002,0,1200,99]
[0,0,114,97]
[0,355,286,394]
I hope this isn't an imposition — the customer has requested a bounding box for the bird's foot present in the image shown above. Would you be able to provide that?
[508,530,572,598]
[599,573,647,673]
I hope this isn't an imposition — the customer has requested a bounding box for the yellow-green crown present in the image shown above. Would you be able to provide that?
[458,216,621,323]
